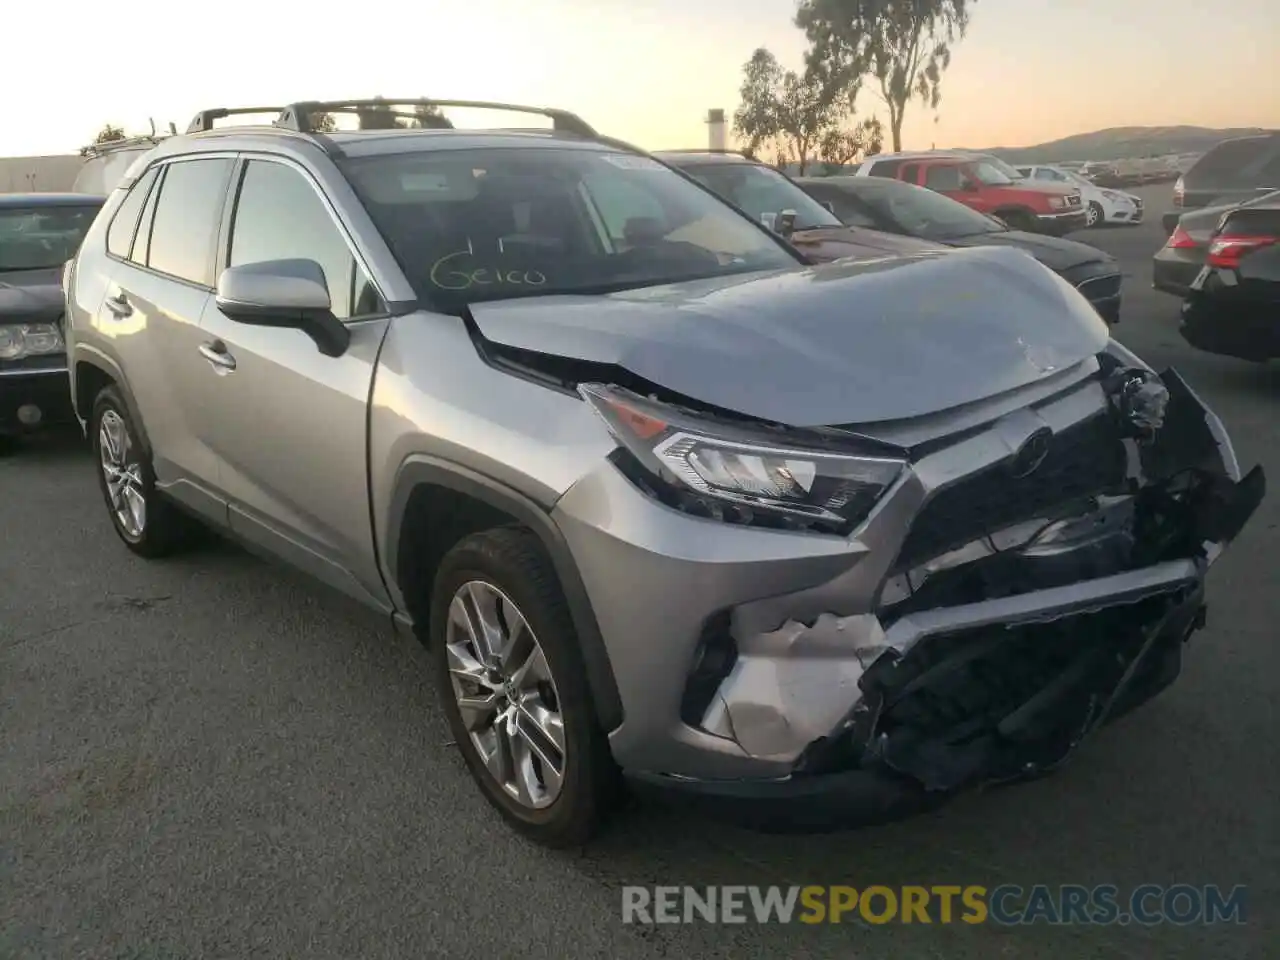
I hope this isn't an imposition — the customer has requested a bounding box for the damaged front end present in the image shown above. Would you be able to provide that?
[641,358,1264,832]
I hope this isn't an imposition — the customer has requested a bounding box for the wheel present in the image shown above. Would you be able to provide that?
[429,527,620,847]
[90,384,202,557]
[1086,202,1104,228]
[1002,209,1037,232]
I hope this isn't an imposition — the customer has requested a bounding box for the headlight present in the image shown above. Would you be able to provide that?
[1048,196,1067,210]
[580,383,907,533]
[0,322,65,361]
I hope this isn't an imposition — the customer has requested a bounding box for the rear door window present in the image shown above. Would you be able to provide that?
[924,165,963,191]
[106,167,160,258]
[1191,138,1274,184]
[146,157,234,287]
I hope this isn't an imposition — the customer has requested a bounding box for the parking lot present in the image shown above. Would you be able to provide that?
[2,183,1275,959]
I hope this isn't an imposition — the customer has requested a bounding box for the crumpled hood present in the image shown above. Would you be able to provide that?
[788,225,946,263]
[943,229,1113,273]
[468,245,1111,427]
[0,268,64,323]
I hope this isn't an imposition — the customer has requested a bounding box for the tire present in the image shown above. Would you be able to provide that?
[429,527,620,848]
[1086,202,1104,228]
[1001,209,1038,232]
[89,384,202,558]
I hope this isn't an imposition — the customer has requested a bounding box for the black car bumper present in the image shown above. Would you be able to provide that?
[630,585,1209,834]
[0,361,75,435]
[1153,250,1203,297]
[1180,295,1280,362]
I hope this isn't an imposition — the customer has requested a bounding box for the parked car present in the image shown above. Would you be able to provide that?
[1,192,104,452]
[1078,162,1125,188]
[795,174,1124,322]
[1151,196,1269,297]
[72,134,172,196]
[1172,133,1280,211]
[852,152,1086,235]
[653,151,945,261]
[1017,164,1143,228]
[1179,193,1280,362]
[65,98,1264,847]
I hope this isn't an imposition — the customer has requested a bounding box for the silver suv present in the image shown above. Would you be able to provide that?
[65,99,1265,847]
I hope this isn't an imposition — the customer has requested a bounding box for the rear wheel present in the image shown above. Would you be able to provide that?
[90,385,203,558]
[429,527,620,848]
[1086,202,1104,228]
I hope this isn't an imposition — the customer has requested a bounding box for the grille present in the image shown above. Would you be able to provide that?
[894,412,1127,570]
[1076,273,1122,301]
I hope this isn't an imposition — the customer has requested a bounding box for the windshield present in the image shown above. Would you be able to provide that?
[968,160,1016,186]
[856,180,1005,241]
[977,156,1025,181]
[0,203,101,272]
[342,148,802,311]
[681,162,844,232]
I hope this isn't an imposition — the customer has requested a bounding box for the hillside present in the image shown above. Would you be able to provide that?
[958,125,1277,164]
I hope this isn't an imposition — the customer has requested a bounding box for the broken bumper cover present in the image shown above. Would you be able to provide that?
[553,360,1264,830]
[630,568,1208,833]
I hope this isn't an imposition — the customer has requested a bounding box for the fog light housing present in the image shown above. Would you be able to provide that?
[17,404,43,426]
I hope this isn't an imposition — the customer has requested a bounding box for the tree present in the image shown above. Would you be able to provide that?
[797,0,973,152]
[309,112,338,133]
[357,96,408,130]
[410,100,451,129]
[93,124,126,145]
[732,48,851,176]
[818,116,884,171]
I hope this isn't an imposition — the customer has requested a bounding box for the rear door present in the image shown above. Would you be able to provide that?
[93,154,235,525]
[919,162,986,211]
[191,154,394,611]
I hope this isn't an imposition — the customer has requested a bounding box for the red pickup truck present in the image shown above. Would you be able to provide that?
[864,155,1087,236]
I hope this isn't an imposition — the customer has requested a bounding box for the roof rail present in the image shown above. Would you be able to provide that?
[79,134,167,159]
[273,98,598,137]
[186,106,287,134]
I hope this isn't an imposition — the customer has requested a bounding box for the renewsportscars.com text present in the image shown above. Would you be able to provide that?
[621,884,1247,926]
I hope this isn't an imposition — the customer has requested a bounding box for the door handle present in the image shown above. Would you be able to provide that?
[198,341,237,372]
[104,293,132,317]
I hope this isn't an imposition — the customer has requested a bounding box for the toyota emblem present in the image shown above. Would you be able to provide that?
[1008,427,1052,479]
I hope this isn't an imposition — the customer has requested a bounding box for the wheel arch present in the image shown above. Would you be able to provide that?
[386,456,624,732]
[72,350,153,455]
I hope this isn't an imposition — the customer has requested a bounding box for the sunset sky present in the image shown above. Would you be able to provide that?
[6,0,1278,157]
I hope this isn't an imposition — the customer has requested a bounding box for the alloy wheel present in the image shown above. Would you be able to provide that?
[99,409,146,538]
[445,580,567,809]
[1086,204,1100,227]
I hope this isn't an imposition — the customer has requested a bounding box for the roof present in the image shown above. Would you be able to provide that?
[861,150,972,163]
[652,151,759,166]
[0,192,106,208]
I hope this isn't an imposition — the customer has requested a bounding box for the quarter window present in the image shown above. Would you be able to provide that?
[146,158,234,286]
[228,160,379,319]
[106,167,159,258]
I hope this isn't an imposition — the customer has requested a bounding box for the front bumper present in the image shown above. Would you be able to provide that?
[553,362,1264,828]
[1036,209,1088,235]
[631,580,1206,832]
[0,360,74,435]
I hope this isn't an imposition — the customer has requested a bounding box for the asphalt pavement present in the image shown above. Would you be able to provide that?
[2,184,1276,959]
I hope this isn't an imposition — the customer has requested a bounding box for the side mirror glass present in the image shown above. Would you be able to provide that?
[215,259,350,358]
[820,200,836,214]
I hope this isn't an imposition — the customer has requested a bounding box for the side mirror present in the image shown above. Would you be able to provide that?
[820,200,836,214]
[215,259,350,358]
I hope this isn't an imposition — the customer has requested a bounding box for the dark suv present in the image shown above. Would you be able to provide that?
[1173,134,1280,211]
